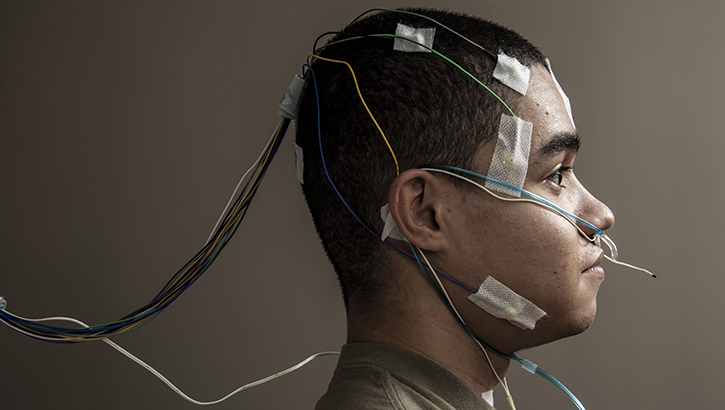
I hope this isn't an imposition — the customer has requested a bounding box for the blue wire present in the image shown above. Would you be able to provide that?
[507,354,586,410]
[426,165,604,237]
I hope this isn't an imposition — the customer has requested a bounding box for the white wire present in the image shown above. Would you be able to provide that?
[603,255,655,277]
[423,168,595,243]
[414,245,516,409]
[205,118,284,245]
[377,8,495,57]
[12,314,339,405]
[424,167,655,278]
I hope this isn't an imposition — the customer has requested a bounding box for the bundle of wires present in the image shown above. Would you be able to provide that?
[0,117,291,343]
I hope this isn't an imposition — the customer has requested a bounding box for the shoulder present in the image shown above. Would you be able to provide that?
[315,343,493,410]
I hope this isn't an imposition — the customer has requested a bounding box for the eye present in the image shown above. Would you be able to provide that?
[546,166,573,187]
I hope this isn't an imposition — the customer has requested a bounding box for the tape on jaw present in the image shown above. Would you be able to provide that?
[468,276,546,330]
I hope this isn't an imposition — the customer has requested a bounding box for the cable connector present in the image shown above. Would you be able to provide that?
[521,359,538,374]
[278,74,305,120]
[0,296,6,310]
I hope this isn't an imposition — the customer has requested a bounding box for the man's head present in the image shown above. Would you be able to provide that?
[295,8,613,347]
[386,64,615,352]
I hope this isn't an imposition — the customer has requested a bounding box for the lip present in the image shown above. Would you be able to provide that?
[582,251,605,279]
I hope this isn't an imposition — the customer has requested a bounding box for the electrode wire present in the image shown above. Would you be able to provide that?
[422,166,655,277]
[407,244,586,410]
[307,55,400,175]
[0,118,291,342]
[315,34,514,117]
[205,119,284,245]
[306,65,478,294]
[412,244,516,410]
[1,312,340,405]
[348,8,497,59]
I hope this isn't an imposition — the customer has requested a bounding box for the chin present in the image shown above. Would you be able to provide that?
[538,303,599,346]
[564,303,598,337]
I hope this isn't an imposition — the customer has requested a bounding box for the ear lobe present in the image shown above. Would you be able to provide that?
[387,169,449,252]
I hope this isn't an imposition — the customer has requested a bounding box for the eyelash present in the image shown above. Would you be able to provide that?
[546,166,573,187]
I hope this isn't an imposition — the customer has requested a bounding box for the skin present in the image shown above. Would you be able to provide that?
[347,64,615,396]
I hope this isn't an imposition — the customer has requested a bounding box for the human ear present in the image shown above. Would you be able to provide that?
[387,169,449,252]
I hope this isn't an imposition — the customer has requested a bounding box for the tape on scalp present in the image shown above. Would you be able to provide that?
[485,114,533,197]
[380,203,406,241]
[493,53,531,95]
[293,141,304,184]
[393,23,435,53]
[468,276,546,330]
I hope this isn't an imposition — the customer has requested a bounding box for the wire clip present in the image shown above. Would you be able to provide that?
[521,359,538,374]
[278,74,305,120]
[0,296,6,310]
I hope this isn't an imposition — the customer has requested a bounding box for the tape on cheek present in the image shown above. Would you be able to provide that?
[485,114,533,197]
[545,58,575,129]
[467,276,547,330]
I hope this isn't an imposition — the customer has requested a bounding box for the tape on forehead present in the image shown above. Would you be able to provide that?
[545,58,575,129]
[467,276,546,330]
[485,114,533,197]
[393,23,435,53]
[493,53,530,95]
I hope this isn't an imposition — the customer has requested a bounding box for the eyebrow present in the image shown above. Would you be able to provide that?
[536,132,580,158]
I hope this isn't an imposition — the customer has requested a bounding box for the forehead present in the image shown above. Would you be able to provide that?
[517,64,578,155]
[471,64,578,173]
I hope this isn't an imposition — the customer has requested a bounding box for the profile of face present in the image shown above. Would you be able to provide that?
[438,64,615,351]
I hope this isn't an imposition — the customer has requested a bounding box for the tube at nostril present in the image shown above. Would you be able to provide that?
[598,234,656,278]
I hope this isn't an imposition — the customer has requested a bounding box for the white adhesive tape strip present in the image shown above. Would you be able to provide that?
[279,74,305,120]
[393,23,435,53]
[380,203,406,241]
[493,53,531,95]
[485,114,533,197]
[293,141,304,184]
[545,58,575,129]
[467,276,546,330]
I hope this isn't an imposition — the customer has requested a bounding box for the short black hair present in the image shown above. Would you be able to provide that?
[295,8,547,312]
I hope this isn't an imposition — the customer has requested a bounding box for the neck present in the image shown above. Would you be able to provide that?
[347,296,511,395]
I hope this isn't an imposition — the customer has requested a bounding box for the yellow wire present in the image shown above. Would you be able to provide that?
[308,55,400,176]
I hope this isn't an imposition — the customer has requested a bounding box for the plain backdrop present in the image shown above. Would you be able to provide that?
[1,1,722,409]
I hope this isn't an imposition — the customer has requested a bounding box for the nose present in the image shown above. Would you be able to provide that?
[576,187,615,239]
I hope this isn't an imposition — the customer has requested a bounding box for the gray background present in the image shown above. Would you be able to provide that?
[0,1,721,409]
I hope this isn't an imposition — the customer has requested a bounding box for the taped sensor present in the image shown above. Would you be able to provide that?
[393,23,435,53]
[485,114,533,197]
[467,276,546,330]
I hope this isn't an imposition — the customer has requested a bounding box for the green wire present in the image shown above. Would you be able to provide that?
[315,34,516,117]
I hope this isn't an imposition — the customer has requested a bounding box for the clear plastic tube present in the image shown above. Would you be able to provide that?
[423,166,656,278]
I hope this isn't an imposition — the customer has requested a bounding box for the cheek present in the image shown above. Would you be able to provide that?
[485,219,583,306]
